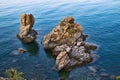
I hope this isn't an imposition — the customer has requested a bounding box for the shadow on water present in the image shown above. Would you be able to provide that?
[58,71,70,80]
[22,41,39,57]
[44,49,56,59]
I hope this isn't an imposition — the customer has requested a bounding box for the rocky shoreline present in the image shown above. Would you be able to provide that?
[44,16,97,71]
[15,14,97,71]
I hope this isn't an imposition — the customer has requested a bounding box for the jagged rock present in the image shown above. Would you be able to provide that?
[84,43,97,50]
[17,14,37,43]
[55,51,70,70]
[44,16,97,71]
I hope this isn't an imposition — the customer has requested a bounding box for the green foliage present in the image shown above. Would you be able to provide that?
[116,76,120,80]
[5,68,25,80]
[59,20,66,26]
[66,27,78,34]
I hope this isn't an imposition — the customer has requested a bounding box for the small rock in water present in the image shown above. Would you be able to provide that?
[17,14,37,43]
[88,66,97,73]
[18,48,27,53]
[100,72,109,77]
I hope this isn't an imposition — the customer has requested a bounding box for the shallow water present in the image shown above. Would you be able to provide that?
[0,0,120,80]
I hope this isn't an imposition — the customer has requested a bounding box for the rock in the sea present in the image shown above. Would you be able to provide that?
[44,16,97,71]
[17,14,37,43]
[18,48,27,53]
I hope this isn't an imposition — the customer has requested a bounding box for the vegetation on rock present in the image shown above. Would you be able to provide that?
[5,68,25,80]
[116,76,120,80]
[44,16,97,71]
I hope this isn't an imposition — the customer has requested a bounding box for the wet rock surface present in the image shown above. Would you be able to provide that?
[17,14,37,43]
[44,16,97,71]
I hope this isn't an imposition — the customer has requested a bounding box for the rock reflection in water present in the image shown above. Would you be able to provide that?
[58,71,70,80]
[22,41,39,56]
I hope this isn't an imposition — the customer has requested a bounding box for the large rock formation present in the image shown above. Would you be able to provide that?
[17,14,37,43]
[44,16,97,71]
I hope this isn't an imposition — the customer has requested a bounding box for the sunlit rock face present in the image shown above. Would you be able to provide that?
[17,14,37,43]
[44,16,97,71]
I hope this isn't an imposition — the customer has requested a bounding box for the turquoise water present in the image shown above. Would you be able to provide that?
[0,0,120,80]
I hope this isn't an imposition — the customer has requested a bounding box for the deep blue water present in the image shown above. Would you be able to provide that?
[0,0,120,80]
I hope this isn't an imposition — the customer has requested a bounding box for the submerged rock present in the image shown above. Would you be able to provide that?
[88,66,97,73]
[44,16,97,71]
[11,48,27,55]
[17,48,27,53]
[17,14,37,43]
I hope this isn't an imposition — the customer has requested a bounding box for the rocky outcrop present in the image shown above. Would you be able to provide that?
[44,16,97,71]
[17,14,37,43]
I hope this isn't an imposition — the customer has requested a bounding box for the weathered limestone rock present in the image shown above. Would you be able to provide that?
[44,16,97,71]
[17,14,37,43]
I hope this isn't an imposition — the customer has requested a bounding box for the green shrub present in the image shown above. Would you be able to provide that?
[116,76,120,80]
[5,68,25,80]
[59,20,66,26]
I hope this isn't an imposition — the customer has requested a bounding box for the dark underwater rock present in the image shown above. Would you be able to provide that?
[44,16,97,71]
